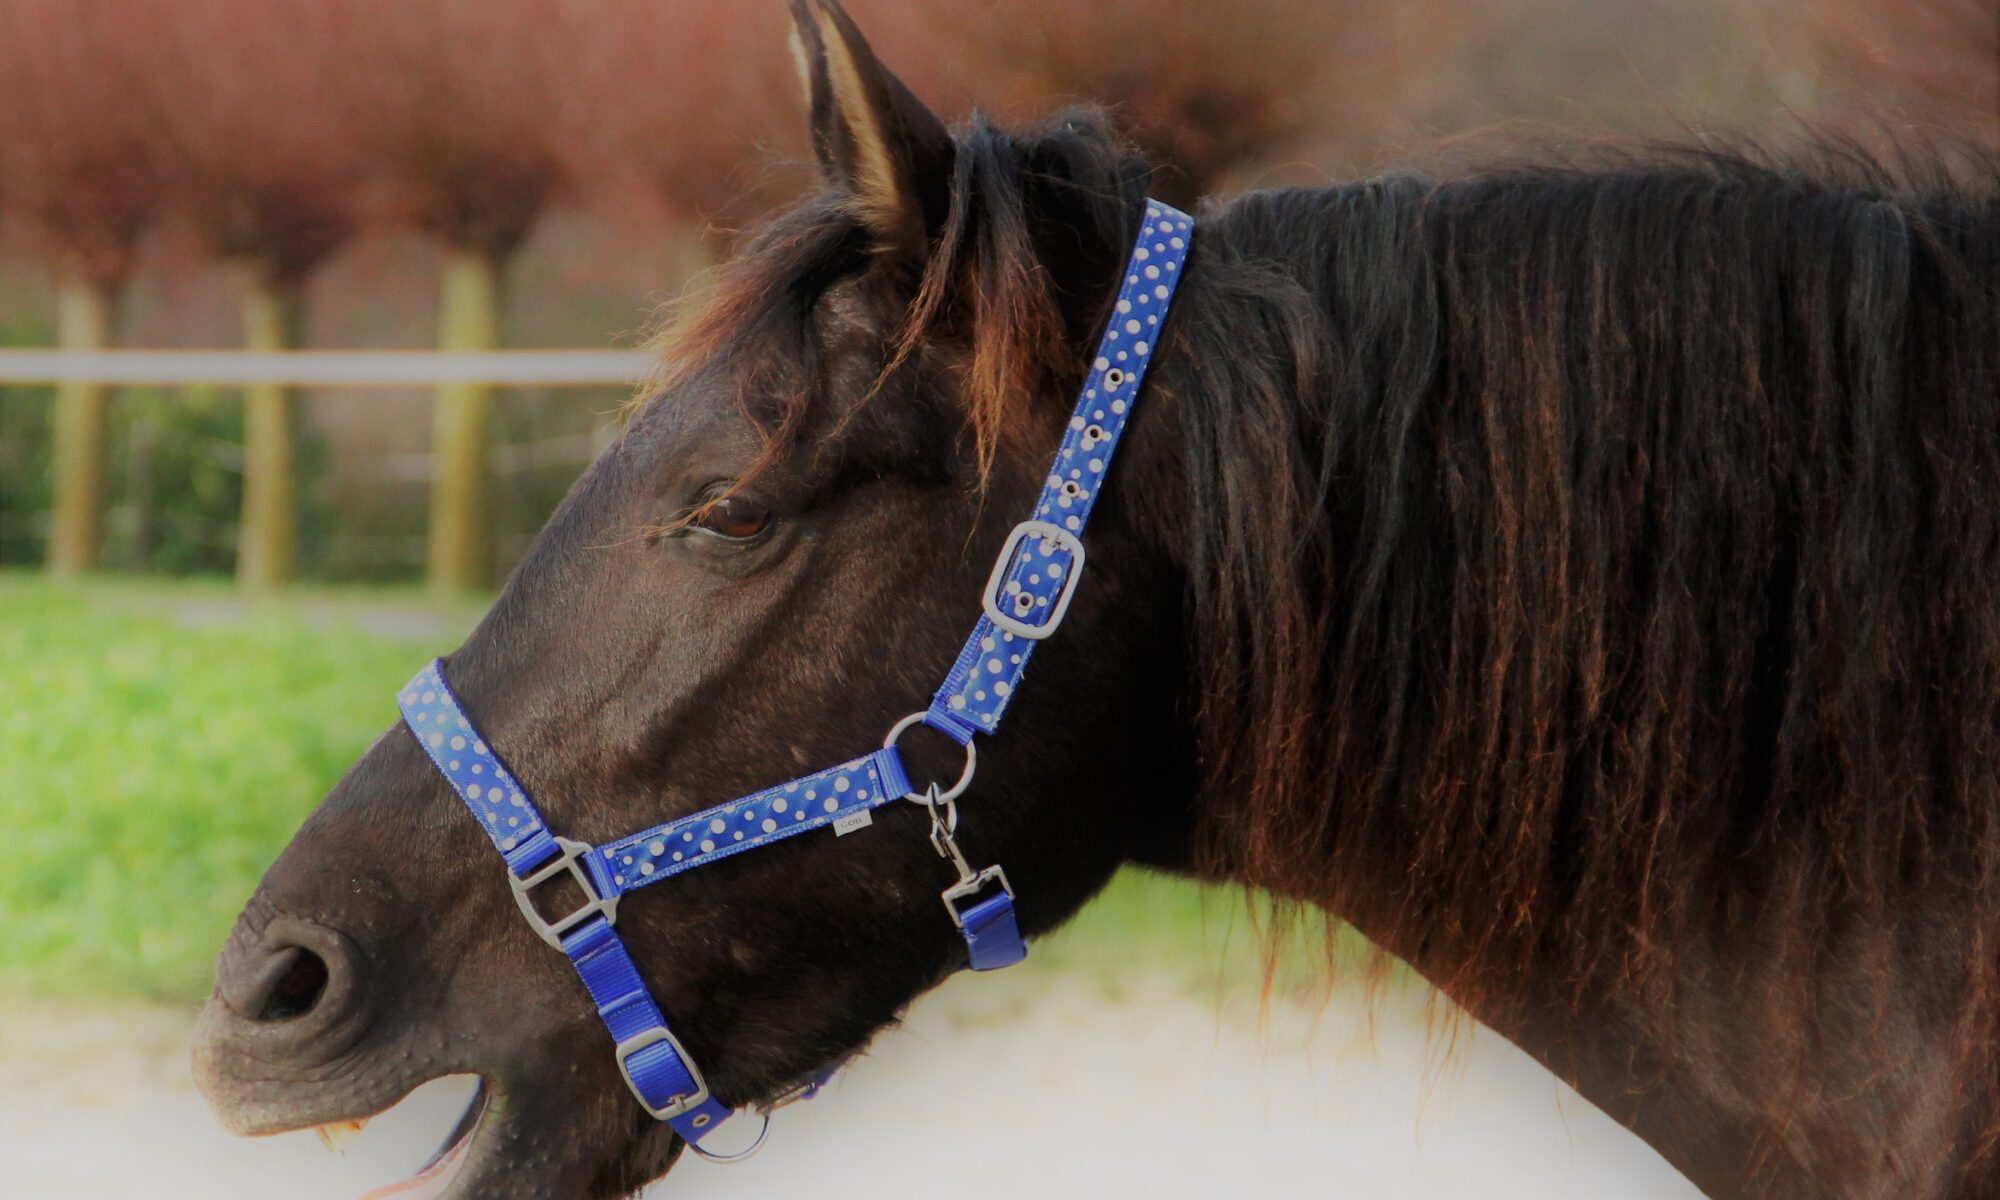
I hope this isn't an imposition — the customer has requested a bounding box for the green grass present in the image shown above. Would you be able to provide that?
[0,574,484,1001]
[0,572,1348,1004]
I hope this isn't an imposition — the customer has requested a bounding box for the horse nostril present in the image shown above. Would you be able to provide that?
[256,946,330,1022]
[214,914,359,1030]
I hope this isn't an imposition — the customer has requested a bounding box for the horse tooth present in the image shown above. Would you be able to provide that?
[314,1118,367,1152]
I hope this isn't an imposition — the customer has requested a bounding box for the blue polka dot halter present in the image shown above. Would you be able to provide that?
[398,200,1192,1160]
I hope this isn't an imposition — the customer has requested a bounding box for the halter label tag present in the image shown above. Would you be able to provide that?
[832,810,874,837]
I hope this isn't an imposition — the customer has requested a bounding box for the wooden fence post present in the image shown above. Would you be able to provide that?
[426,246,498,592]
[45,277,114,576]
[236,272,302,587]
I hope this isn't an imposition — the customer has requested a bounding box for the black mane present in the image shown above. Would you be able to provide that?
[1173,144,2000,1112]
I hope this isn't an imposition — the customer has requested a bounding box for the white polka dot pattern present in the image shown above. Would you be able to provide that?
[398,661,556,875]
[594,748,910,895]
[399,660,913,898]
[929,201,1192,736]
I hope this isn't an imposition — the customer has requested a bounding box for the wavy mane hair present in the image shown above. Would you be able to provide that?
[662,107,2000,1149]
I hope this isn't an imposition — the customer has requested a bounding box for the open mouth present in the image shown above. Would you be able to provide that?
[299,1077,492,1200]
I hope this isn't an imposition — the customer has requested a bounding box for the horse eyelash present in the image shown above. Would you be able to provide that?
[641,493,718,540]
[649,511,699,539]
[651,484,774,543]
[653,501,722,539]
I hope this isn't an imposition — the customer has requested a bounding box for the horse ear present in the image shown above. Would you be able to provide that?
[788,0,952,264]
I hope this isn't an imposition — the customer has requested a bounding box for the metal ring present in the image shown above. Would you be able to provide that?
[685,1110,772,1164]
[883,711,976,805]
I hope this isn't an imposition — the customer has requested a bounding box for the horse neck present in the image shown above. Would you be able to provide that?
[1124,176,2000,1198]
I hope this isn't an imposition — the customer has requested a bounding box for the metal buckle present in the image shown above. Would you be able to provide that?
[941,864,1014,929]
[509,836,619,949]
[981,520,1086,640]
[615,1024,711,1121]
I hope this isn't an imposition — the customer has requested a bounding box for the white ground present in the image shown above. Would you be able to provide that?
[0,971,1702,1199]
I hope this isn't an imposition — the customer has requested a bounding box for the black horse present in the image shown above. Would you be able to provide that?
[193,2,2000,1196]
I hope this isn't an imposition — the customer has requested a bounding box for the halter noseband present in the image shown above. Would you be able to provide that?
[397,199,1192,1159]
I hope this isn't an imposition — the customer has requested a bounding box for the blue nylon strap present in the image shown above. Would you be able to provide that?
[398,661,555,871]
[929,201,1192,735]
[561,916,733,1138]
[594,748,910,895]
[958,890,1027,972]
[399,663,730,1141]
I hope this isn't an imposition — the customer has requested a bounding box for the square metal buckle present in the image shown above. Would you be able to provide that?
[981,520,1086,640]
[510,836,619,949]
[616,1025,711,1121]
[941,865,1014,929]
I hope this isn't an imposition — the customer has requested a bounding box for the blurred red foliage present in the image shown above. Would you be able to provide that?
[1811,0,1999,149]
[138,0,370,284]
[0,0,1990,294]
[568,1,816,243]
[0,0,171,286]
[332,0,582,257]
[915,0,1425,203]
[563,0,1446,232]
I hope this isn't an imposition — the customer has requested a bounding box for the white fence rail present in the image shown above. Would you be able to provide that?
[7,348,653,584]
[0,349,657,387]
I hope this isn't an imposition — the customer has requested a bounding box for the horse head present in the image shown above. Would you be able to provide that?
[192,3,1197,1195]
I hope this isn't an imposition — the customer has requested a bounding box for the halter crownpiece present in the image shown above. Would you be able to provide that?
[397,198,1192,1159]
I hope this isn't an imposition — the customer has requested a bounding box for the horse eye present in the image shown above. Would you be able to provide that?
[690,494,772,541]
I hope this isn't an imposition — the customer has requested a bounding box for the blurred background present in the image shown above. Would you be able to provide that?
[0,1,1994,1196]
[0,0,1994,589]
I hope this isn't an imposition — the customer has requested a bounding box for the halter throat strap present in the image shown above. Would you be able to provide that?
[396,198,1192,1154]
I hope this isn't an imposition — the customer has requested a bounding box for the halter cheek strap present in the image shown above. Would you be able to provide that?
[396,199,1192,1156]
[399,670,732,1137]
